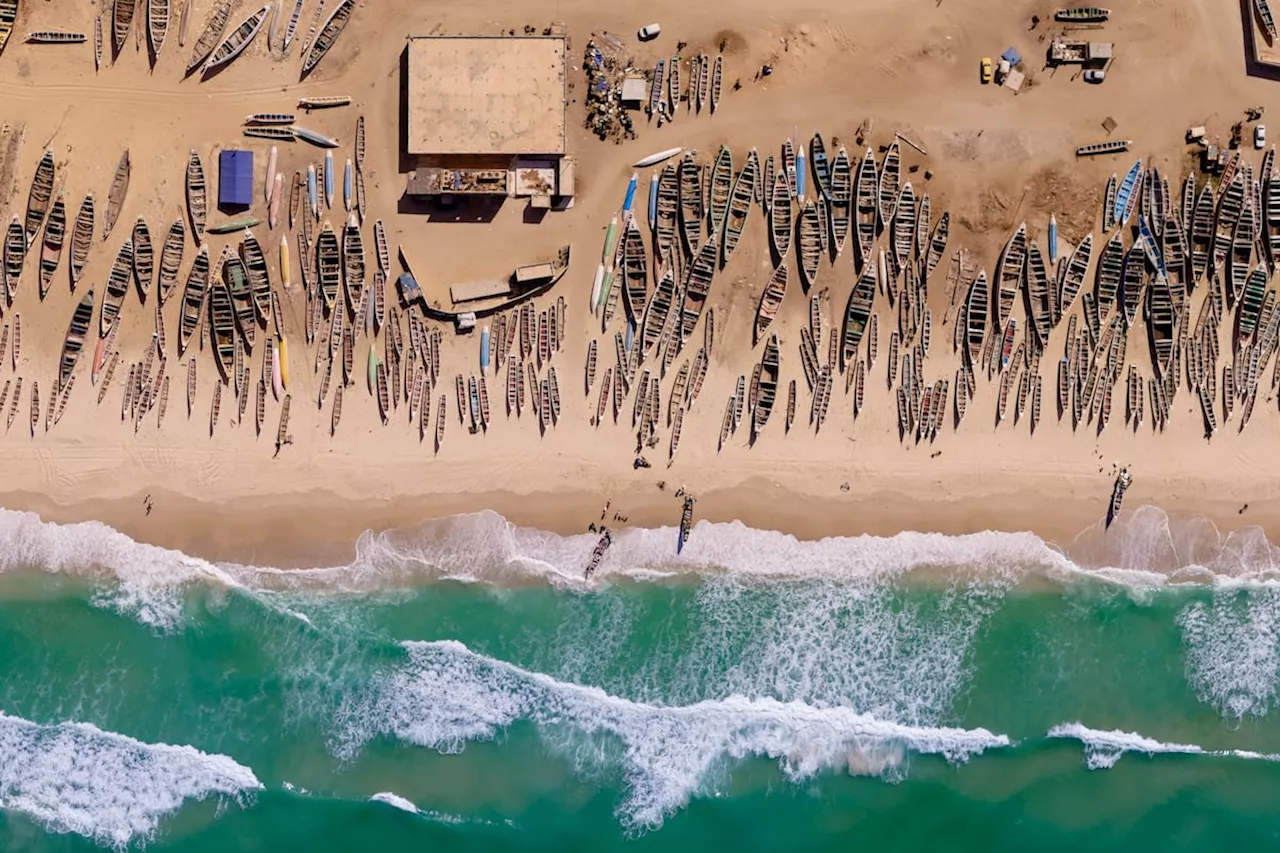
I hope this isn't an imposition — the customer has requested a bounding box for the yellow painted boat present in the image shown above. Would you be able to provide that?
[278,334,289,389]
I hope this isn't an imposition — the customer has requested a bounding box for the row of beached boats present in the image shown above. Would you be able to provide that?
[648,52,723,119]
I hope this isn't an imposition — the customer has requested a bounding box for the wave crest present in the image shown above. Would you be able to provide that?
[1047,722,1280,769]
[0,711,261,849]
[335,640,1010,830]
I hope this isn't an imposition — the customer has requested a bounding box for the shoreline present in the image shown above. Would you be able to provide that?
[2,467,1274,568]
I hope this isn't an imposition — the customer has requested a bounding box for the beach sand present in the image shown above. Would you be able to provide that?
[0,0,1275,566]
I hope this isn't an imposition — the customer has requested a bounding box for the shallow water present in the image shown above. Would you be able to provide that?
[2,505,1280,850]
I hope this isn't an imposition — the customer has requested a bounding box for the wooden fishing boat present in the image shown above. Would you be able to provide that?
[886,329,900,388]
[245,112,295,126]
[890,182,916,275]
[653,163,679,268]
[1058,233,1092,318]
[923,211,950,277]
[808,133,832,201]
[797,201,822,288]
[186,4,232,74]
[1212,172,1246,277]
[704,305,715,357]
[99,239,132,338]
[1237,264,1268,343]
[27,30,88,44]
[1075,139,1130,158]
[235,230,268,327]
[753,261,788,345]
[878,141,901,229]
[1120,241,1145,328]
[68,195,94,288]
[103,150,130,240]
[547,365,560,424]
[10,315,19,372]
[994,222,1027,331]
[22,149,55,249]
[1025,240,1052,349]
[315,222,340,311]
[840,263,877,371]
[58,290,95,389]
[131,217,153,301]
[338,216,364,316]
[1093,231,1123,320]
[148,0,169,56]
[769,172,792,260]
[36,194,66,300]
[1190,183,1214,283]
[826,146,853,256]
[678,152,704,259]
[274,393,292,451]
[301,0,353,77]
[666,55,681,117]
[178,150,207,248]
[687,348,708,409]
[710,54,723,113]
[209,258,237,378]
[5,377,19,430]
[298,95,351,110]
[283,0,304,50]
[183,357,196,416]
[748,333,780,441]
[1257,0,1279,42]
[677,236,717,345]
[641,269,676,358]
[27,380,37,436]
[963,270,989,368]
[1057,6,1111,21]
[178,246,209,355]
[202,3,270,74]
[1102,174,1118,232]
[155,218,185,305]
[113,0,138,54]
[94,14,103,69]
[620,215,647,326]
[243,126,295,142]
[1114,159,1142,226]
[708,146,734,240]
[854,147,877,264]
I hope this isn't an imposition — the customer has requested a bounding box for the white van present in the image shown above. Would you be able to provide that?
[638,23,661,42]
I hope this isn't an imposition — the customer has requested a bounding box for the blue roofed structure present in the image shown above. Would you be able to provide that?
[218,150,254,210]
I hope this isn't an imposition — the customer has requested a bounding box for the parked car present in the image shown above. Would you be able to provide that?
[1256,124,1267,149]
[980,56,993,83]
[637,23,661,42]
[1083,69,1106,84]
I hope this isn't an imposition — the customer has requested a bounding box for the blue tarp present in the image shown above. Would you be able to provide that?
[1001,47,1022,66]
[218,150,253,209]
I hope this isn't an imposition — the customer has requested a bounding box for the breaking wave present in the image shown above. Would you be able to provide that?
[0,711,261,849]
[1047,722,1280,770]
[335,640,1010,830]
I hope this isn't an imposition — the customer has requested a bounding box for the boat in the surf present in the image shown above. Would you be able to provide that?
[583,528,613,580]
[27,31,87,43]
[202,3,270,75]
[301,0,353,77]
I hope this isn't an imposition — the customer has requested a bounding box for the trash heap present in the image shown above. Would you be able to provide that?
[582,38,638,143]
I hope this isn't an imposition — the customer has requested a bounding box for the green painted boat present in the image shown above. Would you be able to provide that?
[367,345,378,394]
[207,217,262,235]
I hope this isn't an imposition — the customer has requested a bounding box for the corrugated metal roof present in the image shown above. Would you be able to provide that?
[218,150,254,208]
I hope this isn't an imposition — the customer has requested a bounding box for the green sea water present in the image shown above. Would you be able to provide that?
[2,505,1280,851]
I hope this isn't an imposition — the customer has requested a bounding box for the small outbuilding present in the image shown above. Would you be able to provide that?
[218,150,254,210]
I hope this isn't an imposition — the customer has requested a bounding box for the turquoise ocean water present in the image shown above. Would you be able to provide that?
[2,505,1280,850]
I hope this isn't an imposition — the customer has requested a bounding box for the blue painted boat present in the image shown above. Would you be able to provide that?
[1113,159,1141,225]
[324,151,334,209]
[622,172,638,215]
[1048,213,1058,264]
[1138,215,1166,277]
[624,318,635,353]
[648,171,658,231]
[479,326,490,373]
[306,165,317,218]
[796,146,807,202]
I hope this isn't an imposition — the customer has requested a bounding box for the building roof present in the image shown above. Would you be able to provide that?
[218,150,253,208]
[407,36,566,156]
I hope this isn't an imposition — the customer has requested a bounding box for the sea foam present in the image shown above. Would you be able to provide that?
[0,711,262,849]
[335,640,1011,830]
[1047,722,1280,769]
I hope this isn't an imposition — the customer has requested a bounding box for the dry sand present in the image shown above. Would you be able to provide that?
[0,0,1277,565]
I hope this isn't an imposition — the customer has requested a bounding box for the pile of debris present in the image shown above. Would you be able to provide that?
[582,36,640,143]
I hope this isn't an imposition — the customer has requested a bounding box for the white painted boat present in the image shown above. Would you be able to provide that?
[633,147,683,169]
